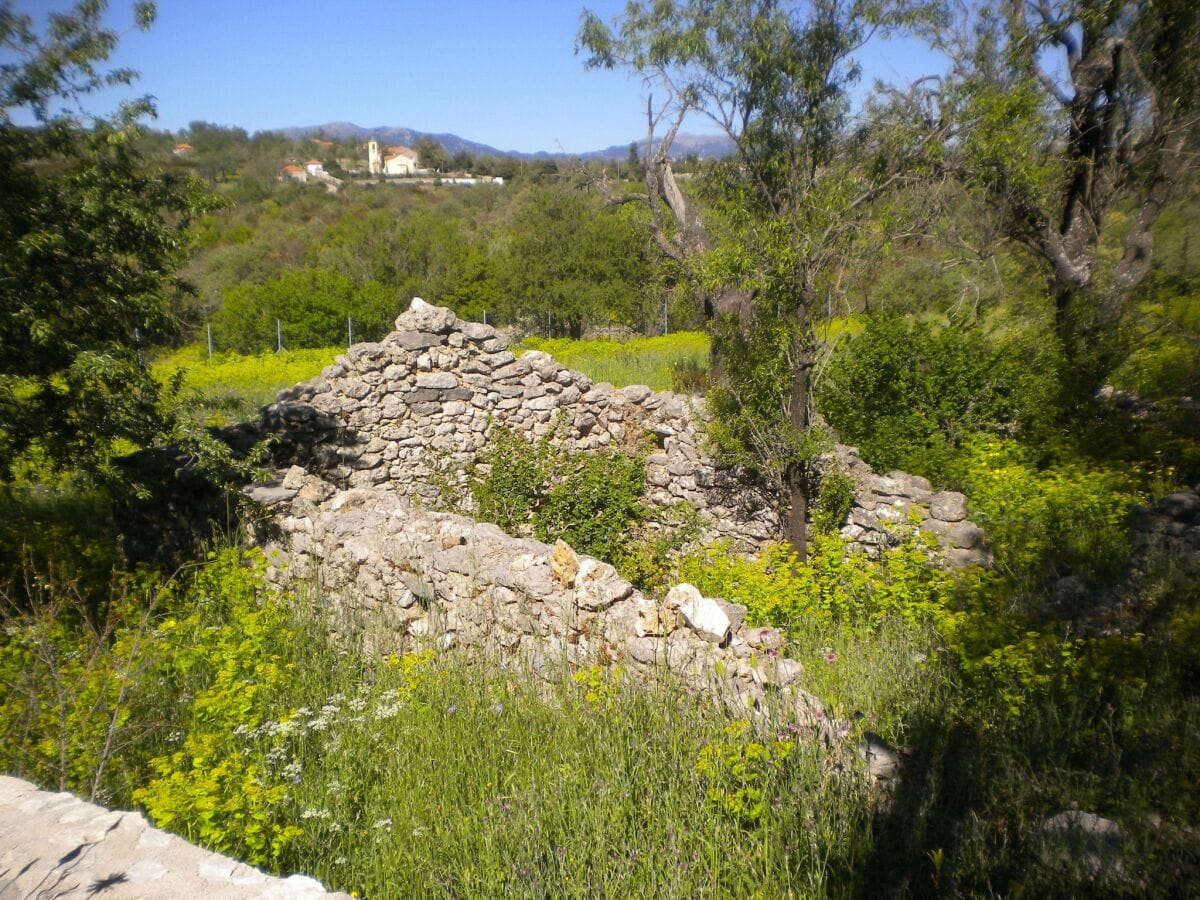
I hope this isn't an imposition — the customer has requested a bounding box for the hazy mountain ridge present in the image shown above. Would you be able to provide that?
[272,122,734,160]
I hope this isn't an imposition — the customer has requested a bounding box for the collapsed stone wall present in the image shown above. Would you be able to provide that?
[251,469,829,736]
[260,298,988,565]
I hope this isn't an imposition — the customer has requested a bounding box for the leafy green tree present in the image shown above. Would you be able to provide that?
[413,136,447,173]
[817,315,1062,482]
[308,207,499,318]
[0,0,217,479]
[915,0,1200,389]
[212,268,397,353]
[496,186,658,338]
[579,0,937,557]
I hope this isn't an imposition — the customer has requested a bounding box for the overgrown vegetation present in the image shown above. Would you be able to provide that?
[468,425,694,591]
[5,496,1195,895]
[3,0,1198,896]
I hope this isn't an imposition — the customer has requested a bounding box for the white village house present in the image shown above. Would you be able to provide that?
[367,140,418,176]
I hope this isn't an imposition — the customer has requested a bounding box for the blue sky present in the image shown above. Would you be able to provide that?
[14,0,941,154]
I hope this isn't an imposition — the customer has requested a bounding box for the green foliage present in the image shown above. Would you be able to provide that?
[957,77,1057,213]
[0,568,165,801]
[0,1,219,478]
[679,532,961,635]
[470,426,674,585]
[610,502,703,595]
[497,186,660,337]
[533,448,647,564]
[947,436,1147,588]
[813,468,855,535]
[818,314,1062,483]
[694,719,795,826]
[309,206,499,320]
[0,480,122,603]
[211,268,397,353]
[132,548,303,865]
[705,313,829,496]
[469,426,554,533]
[1110,331,1200,400]
[669,355,709,394]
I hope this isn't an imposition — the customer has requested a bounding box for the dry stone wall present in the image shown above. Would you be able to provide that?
[250,470,830,736]
[259,298,988,565]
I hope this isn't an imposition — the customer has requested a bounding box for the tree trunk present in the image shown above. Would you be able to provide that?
[784,358,812,561]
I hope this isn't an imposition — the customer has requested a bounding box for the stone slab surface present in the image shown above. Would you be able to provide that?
[0,776,349,899]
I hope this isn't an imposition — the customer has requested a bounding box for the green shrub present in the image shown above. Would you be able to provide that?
[694,718,796,826]
[1109,331,1200,399]
[533,448,647,564]
[947,436,1146,587]
[678,532,961,634]
[609,502,702,594]
[132,548,304,866]
[0,568,166,802]
[669,356,709,394]
[817,314,1061,482]
[469,426,554,532]
[471,426,652,576]
[212,268,399,354]
[813,468,855,535]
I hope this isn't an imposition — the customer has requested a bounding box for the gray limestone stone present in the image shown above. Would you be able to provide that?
[392,331,444,351]
[0,776,348,899]
[415,372,459,389]
[930,491,968,522]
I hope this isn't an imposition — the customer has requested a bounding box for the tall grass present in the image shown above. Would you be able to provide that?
[152,344,340,424]
[517,332,710,392]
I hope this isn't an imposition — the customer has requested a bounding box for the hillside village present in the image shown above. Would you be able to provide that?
[278,139,504,191]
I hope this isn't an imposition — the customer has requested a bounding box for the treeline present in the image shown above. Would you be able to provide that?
[175,164,690,352]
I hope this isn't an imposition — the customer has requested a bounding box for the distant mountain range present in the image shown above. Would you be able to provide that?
[270,122,735,160]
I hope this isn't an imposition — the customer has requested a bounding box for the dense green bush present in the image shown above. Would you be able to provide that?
[496,187,662,337]
[133,548,306,865]
[469,426,650,570]
[533,449,647,564]
[469,426,555,533]
[947,436,1148,589]
[678,532,962,635]
[211,268,398,353]
[817,314,1061,483]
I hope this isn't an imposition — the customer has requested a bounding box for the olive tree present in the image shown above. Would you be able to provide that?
[579,0,940,557]
[914,0,1200,385]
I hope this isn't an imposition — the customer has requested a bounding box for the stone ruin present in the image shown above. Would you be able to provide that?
[0,300,1000,894]
[240,298,993,745]
[252,471,828,735]
[258,297,989,566]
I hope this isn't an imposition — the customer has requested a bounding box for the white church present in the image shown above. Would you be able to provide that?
[367,140,418,176]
